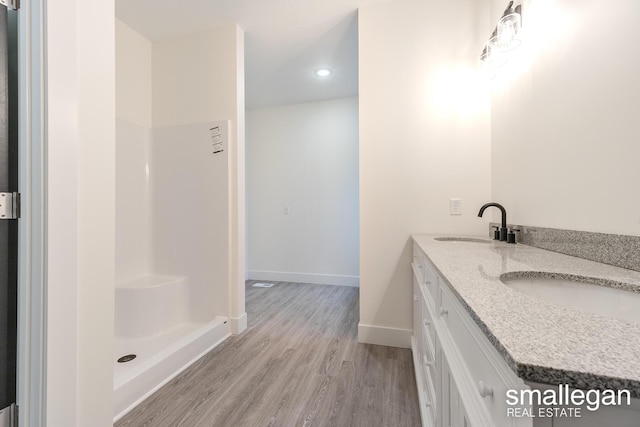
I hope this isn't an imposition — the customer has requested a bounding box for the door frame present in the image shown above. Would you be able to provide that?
[16,0,46,426]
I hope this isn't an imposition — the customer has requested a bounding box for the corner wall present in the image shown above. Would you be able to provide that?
[116,20,151,128]
[76,1,116,422]
[45,0,79,423]
[490,0,640,236]
[45,0,116,425]
[115,19,152,283]
[152,24,246,330]
[150,121,231,319]
[152,25,242,128]
[358,0,492,347]
[246,97,360,286]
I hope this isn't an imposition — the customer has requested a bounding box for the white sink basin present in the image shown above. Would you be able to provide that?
[501,274,640,324]
[434,237,491,244]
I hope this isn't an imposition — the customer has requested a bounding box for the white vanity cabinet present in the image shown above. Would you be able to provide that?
[412,243,438,424]
[412,243,532,427]
[411,237,640,427]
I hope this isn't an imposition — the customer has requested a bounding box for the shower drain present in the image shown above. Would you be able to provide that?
[117,354,137,363]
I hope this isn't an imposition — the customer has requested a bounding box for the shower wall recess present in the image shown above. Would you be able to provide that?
[150,121,231,322]
[114,19,246,421]
[114,120,233,420]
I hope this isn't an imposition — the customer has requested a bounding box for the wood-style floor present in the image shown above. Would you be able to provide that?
[115,281,421,427]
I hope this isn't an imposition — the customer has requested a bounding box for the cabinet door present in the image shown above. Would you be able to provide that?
[439,350,471,427]
[440,351,452,427]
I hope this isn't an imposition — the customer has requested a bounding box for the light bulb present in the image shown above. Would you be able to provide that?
[498,11,521,51]
[315,68,332,77]
[488,35,507,67]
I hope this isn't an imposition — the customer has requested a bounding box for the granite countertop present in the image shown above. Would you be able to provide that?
[412,234,640,397]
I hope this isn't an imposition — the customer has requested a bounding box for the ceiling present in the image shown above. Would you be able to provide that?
[116,0,389,108]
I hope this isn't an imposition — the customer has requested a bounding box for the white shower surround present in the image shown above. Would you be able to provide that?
[113,280,229,420]
[114,20,245,421]
[113,119,234,420]
[115,275,189,338]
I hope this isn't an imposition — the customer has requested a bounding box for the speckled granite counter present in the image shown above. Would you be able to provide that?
[412,234,640,398]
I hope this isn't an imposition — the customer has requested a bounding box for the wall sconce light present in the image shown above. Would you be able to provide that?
[498,2,522,51]
[481,1,522,67]
[487,29,507,67]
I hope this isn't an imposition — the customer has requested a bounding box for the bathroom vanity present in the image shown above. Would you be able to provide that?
[411,235,640,427]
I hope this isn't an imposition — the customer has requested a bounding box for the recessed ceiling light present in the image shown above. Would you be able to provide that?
[315,68,332,77]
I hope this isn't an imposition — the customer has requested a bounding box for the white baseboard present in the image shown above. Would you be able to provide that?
[247,270,359,287]
[230,312,247,334]
[358,323,412,349]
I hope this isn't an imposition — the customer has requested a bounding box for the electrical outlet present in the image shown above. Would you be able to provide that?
[450,198,462,215]
[284,206,290,215]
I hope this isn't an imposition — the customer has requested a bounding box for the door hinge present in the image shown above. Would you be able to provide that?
[0,404,17,427]
[0,0,19,10]
[0,192,20,219]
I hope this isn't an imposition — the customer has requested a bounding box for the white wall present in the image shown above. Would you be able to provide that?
[116,20,152,128]
[116,20,152,284]
[76,1,116,423]
[152,25,242,128]
[150,121,231,320]
[358,0,492,347]
[246,97,360,286]
[115,120,150,283]
[490,0,640,236]
[45,0,116,425]
[43,10,245,427]
[152,25,247,331]
[45,1,79,424]
[232,34,246,330]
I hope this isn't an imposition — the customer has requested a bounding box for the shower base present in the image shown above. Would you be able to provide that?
[113,317,230,421]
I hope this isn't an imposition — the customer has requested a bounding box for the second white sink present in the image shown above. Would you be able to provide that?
[501,273,640,324]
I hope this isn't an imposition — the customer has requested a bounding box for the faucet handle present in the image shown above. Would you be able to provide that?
[491,226,500,240]
[507,228,520,244]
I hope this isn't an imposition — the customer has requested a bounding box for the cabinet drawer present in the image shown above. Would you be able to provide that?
[422,397,437,427]
[421,318,436,362]
[413,242,426,285]
[419,292,437,375]
[413,277,424,349]
[438,283,528,427]
[419,286,436,354]
[422,259,439,306]
[421,255,438,307]
[413,243,439,306]
[421,352,438,425]
[422,351,437,394]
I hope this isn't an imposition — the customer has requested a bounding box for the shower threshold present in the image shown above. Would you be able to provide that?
[113,317,230,421]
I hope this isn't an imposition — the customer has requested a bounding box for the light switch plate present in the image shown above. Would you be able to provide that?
[450,198,462,215]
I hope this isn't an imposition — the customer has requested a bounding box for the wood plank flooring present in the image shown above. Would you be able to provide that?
[115,281,421,427]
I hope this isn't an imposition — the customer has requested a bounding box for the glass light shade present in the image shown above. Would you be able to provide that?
[487,35,507,67]
[480,46,488,62]
[497,12,522,51]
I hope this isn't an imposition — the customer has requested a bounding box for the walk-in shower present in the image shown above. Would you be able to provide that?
[113,119,233,420]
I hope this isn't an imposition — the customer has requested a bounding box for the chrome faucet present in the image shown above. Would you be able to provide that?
[478,202,508,242]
